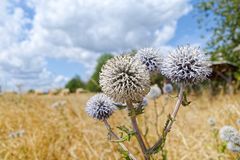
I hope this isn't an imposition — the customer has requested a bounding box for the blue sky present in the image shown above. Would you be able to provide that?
[0,0,208,91]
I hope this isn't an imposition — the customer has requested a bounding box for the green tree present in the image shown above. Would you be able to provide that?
[65,75,85,93]
[195,0,240,66]
[86,53,113,92]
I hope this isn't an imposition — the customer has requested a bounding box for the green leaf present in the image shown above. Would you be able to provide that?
[182,91,191,107]
[116,126,135,142]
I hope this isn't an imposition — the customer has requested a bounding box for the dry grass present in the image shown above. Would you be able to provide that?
[0,92,239,160]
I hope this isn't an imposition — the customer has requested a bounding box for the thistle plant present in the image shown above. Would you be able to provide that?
[99,55,150,103]
[85,93,136,159]
[219,125,240,153]
[85,45,212,159]
[161,45,212,84]
[147,45,211,154]
[219,126,238,142]
[135,48,162,73]
[86,94,116,120]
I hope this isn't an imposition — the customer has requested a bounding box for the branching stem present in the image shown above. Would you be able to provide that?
[148,83,185,153]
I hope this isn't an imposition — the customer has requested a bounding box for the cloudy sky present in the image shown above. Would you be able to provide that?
[0,0,207,91]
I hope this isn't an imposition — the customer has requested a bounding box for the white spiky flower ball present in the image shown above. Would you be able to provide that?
[147,84,161,100]
[227,142,240,153]
[219,125,238,142]
[86,93,116,120]
[135,48,162,73]
[163,83,173,94]
[100,55,150,103]
[161,45,212,84]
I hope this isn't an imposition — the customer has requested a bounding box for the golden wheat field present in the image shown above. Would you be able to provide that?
[0,92,239,160]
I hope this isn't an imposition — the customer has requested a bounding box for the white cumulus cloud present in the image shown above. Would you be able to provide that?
[0,0,191,91]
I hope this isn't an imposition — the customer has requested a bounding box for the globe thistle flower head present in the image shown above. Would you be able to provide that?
[219,125,238,142]
[163,83,173,94]
[86,94,116,120]
[161,45,212,84]
[227,142,240,153]
[100,55,150,103]
[147,84,161,100]
[135,48,162,73]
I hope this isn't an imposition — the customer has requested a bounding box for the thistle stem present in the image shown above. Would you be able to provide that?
[165,83,185,132]
[103,119,137,160]
[148,84,185,153]
[126,100,149,160]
